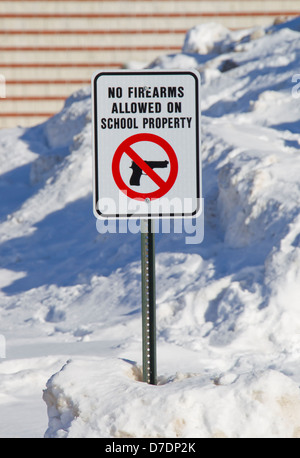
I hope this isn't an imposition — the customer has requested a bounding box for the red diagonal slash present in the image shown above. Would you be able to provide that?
[126,145,166,188]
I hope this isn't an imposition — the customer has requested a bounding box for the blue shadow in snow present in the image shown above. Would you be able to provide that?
[1,192,209,295]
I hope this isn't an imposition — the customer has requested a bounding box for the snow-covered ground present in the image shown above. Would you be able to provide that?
[1,17,300,438]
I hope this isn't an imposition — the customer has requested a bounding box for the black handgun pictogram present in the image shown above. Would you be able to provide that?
[129,160,169,186]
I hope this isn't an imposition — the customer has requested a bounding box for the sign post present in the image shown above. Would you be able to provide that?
[141,219,157,385]
[92,69,201,385]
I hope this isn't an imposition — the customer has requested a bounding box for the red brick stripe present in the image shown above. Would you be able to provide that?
[0,29,187,35]
[6,96,67,100]
[1,63,122,68]
[0,45,181,51]
[6,80,90,84]
[1,12,299,18]
[0,113,55,117]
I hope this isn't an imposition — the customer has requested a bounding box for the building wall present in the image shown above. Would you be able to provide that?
[0,0,298,128]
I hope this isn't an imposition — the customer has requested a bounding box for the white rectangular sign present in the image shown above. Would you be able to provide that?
[92,69,201,219]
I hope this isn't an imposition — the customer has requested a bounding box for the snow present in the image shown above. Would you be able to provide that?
[0,17,300,438]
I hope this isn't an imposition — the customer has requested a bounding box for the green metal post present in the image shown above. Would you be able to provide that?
[141,219,157,385]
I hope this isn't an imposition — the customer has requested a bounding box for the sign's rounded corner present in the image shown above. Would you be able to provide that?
[183,198,203,219]
[193,198,204,218]
[185,68,201,84]
[93,206,105,220]
[91,70,107,85]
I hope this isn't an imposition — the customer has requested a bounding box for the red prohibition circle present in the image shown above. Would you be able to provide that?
[112,133,178,201]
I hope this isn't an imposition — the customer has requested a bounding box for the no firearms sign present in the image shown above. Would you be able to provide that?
[92,69,201,219]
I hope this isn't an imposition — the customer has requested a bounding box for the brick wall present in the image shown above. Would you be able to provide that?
[0,0,298,128]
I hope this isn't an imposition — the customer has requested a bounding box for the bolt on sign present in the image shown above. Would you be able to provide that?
[92,70,201,219]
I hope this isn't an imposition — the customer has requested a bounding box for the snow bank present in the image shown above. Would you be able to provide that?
[0,17,300,438]
[182,22,232,55]
[43,358,300,439]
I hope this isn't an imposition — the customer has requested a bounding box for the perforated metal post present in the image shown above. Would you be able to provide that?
[141,219,157,385]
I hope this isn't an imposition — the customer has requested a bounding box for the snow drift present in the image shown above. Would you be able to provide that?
[0,17,300,438]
